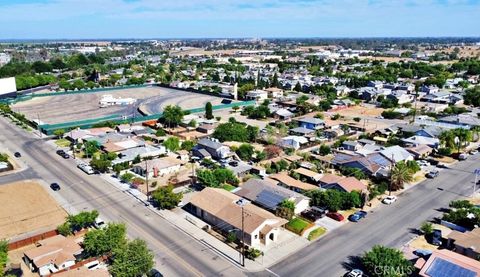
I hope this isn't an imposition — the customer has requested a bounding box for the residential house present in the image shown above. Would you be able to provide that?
[188,188,288,248]
[197,124,216,135]
[112,144,166,165]
[439,114,480,128]
[102,138,145,153]
[265,87,284,98]
[421,91,464,105]
[290,127,315,137]
[278,136,308,150]
[131,157,183,178]
[406,145,434,159]
[318,174,367,193]
[297,117,325,130]
[235,178,310,214]
[274,108,294,120]
[415,249,480,277]
[294,167,323,184]
[447,228,480,260]
[225,161,253,178]
[387,90,414,104]
[270,172,318,193]
[402,136,439,149]
[246,90,269,101]
[194,138,231,160]
[342,141,361,151]
[23,235,83,276]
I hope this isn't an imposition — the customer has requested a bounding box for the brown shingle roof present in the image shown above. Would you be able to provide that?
[270,172,318,191]
[189,188,287,234]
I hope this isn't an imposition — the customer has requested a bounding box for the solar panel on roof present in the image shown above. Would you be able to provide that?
[256,190,285,210]
[426,258,476,277]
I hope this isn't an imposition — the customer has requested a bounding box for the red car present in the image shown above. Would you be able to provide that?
[327,212,344,221]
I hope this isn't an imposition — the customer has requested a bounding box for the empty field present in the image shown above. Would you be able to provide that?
[0,180,67,240]
[12,86,233,125]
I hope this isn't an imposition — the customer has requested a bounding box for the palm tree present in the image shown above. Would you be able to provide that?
[390,161,414,192]
[161,105,184,129]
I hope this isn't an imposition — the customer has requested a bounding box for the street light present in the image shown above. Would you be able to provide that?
[236,198,248,267]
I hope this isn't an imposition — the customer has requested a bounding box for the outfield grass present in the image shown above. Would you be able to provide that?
[55,138,71,147]
[307,227,327,241]
[286,218,311,235]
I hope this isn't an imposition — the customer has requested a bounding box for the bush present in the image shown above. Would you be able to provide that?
[420,222,433,235]
[449,200,473,209]
[151,185,183,210]
[57,222,72,236]
[438,147,452,156]
[245,248,263,260]
[307,227,326,241]
[121,172,135,183]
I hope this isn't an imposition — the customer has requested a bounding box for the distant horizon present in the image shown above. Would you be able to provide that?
[1,1,479,39]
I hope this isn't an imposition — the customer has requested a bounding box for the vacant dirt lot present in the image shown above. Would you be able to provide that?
[12,86,231,124]
[0,180,67,240]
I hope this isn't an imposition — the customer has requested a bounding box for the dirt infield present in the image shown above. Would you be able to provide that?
[12,86,231,124]
[0,180,67,240]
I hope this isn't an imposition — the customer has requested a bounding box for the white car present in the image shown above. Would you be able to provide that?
[417,160,430,167]
[382,195,397,205]
[470,150,479,155]
[347,269,364,277]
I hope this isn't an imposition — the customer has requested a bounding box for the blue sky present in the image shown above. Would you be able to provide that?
[0,0,479,39]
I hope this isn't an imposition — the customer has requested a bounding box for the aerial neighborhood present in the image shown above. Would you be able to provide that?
[0,37,480,277]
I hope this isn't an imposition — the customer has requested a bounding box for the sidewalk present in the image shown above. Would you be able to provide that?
[101,174,309,271]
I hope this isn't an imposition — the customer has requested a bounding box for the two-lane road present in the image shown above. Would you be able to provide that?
[266,154,480,276]
[0,117,245,277]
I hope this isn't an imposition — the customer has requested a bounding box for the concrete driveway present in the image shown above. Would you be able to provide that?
[315,216,344,231]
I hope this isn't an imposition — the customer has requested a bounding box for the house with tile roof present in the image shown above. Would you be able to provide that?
[269,172,318,193]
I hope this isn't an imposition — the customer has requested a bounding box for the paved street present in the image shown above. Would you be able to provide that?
[0,117,245,277]
[264,152,480,277]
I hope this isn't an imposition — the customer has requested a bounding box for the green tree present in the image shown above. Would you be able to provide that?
[53,129,65,139]
[0,240,8,276]
[83,223,127,257]
[110,239,154,277]
[161,105,184,128]
[181,140,195,152]
[163,137,180,152]
[121,172,135,183]
[236,144,254,161]
[362,245,413,277]
[89,154,112,173]
[318,144,331,156]
[151,185,183,210]
[390,161,414,191]
[294,82,302,92]
[420,222,433,235]
[205,102,214,120]
[57,222,72,236]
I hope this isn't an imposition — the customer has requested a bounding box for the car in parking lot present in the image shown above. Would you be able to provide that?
[382,195,397,205]
[426,170,439,179]
[50,183,61,191]
[327,212,345,221]
[348,211,367,222]
[14,152,21,158]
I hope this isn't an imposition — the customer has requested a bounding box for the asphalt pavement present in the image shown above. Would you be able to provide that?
[0,116,246,277]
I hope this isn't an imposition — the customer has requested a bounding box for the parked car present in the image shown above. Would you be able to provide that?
[94,218,106,229]
[432,229,442,246]
[436,163,449,169]
[346,269,363,277]
[14,152,21,158]
[327,212,345,221]
[382,195,397,205]
[50,183,61,191]
[426,170,439,179]
[77,163,95,174]
[470,150,479,155]
[61,153,70,159]
[414,249,433,258]
[148,269,163,277]
[56,149,65,155]
[348,211,367,222]
[301,209,325,221]
[459,153,468,160]
[417,160,430,167]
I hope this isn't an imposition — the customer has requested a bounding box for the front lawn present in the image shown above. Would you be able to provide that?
[286,218,312,235]
[307,227,326,241]
[55,139,71,147]
[221,184,236,191]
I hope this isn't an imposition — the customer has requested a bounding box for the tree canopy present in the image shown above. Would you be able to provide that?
[151,185,183,210]
[362,245,413,277]
[110,239,155,277]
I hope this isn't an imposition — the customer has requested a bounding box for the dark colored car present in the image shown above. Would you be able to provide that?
[14,152,21,158]
[426,170,439,179]
[56,150,65,155]
[301,209,325,221]
[50,183,61,191]
[432,229,442,246]
[61,153,70,159]
[414,249,433,258]
[348,211,367,222]
[327,212,345,221]
[148,269,163,277]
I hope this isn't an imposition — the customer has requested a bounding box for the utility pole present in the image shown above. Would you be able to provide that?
[236,199,247,266]
[145,158,149,201]
[389,154,395,196]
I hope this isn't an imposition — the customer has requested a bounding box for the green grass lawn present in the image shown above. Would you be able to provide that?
[55,138,71,147]
[307,227,326,241]
[286,218,311,235]
[221,184,236,191]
